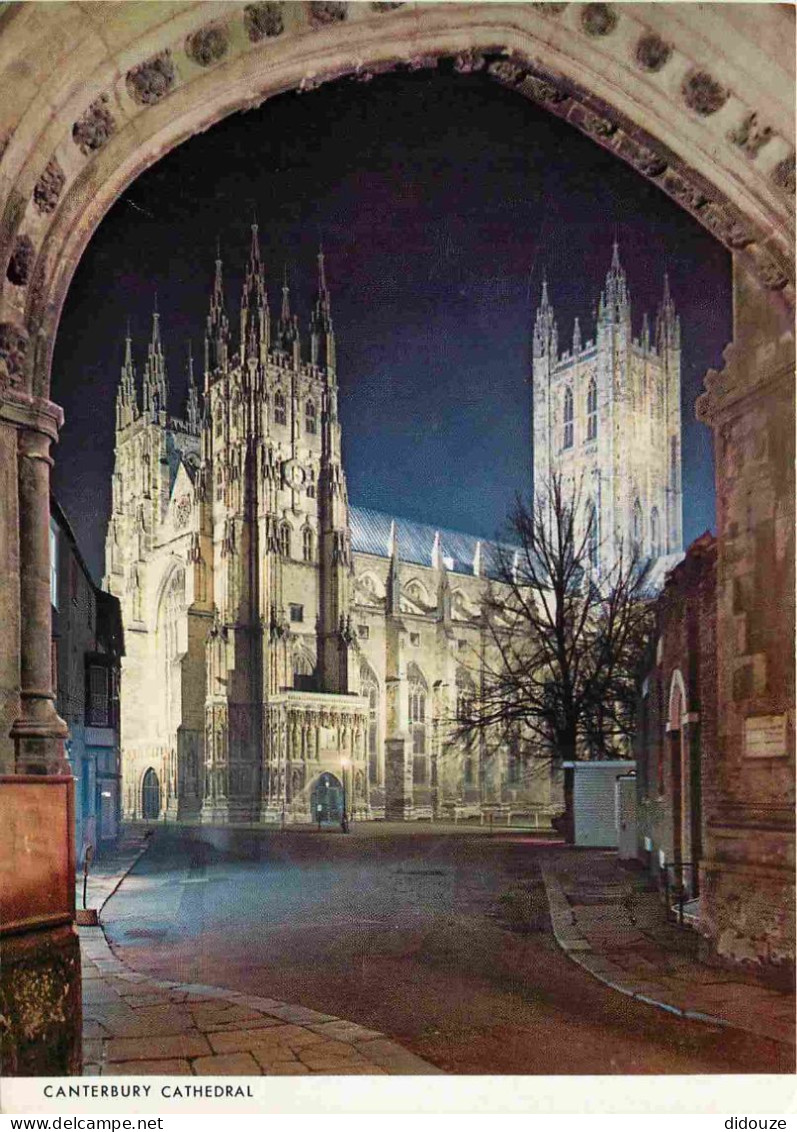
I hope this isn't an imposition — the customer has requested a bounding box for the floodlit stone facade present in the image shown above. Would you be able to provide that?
[532,242,683,576]
[105,231,560,824]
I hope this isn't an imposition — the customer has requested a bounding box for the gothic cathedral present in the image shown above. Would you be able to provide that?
[106,233,682,825]
[105,226,561,825]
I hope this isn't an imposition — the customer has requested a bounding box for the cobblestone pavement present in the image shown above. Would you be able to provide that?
[79,830,439,1077]
[541,849,796,1049]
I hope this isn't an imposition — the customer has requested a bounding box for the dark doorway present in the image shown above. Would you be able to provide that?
[141,768,161,820]
[310,773,343,825]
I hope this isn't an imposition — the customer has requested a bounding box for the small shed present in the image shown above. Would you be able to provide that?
[562,761,636,848]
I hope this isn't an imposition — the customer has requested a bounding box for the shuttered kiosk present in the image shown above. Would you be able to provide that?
[562,761,636,848]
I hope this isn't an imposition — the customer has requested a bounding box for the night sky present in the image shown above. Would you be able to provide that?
[52,69,729,582]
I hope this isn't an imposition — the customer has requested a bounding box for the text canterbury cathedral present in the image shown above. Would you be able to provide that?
[105,227,682,825]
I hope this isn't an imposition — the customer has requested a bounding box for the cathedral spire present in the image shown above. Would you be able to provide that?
[205,241,229,379]
[185,341,200,433]
[277,265,299,355]
[310,245,336,375]
[533,274,558,359]
[611,234,621,272]
[602,236,630,324]
[240,220,270,362]
[655,270,680,351]
[573,316,582,355]
[115,321,138,429]
[143,295,168,420]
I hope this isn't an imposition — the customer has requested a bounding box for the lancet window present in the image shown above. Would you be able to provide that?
[586,501,599,568]
[360,660,380,786]
[586,377,598,441]
[302,526,314,563]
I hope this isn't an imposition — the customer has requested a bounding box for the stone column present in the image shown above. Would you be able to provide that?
[1,383,80,1077]
[696,257,795,977]
[10,419,68,773]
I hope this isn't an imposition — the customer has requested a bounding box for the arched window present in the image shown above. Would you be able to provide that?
[651,507,661,558]
[274,390,286,426]
[563,386,574,449]
[302,527,314,563]
[305,400,317,435]
[407,663,428,785]
[360,660,380,786]
[586,377,598,441]
[632,499,643,555]
[586,501,599,568]
[279,523,291,558]
[293,647,315,691]
[456,669,475,725]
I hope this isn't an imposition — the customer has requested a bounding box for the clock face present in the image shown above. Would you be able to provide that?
[282,459,305,489]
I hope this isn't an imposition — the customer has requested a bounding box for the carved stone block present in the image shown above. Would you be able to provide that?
[699,200,755,249]
[635,33,671,73]
[244,2,284,41]
[771,155,795,195]
[682,70,728,116]
[453,51,486,74]
[403,55,438,72]
[571,105,616,139]
[33,158,66,215]
[186,24,229,67]
[488,59,527,87]
[753,254,789,292]
[126,51,176,106]
[617,136,668,178]
[308,1,347,26]
[662,169,706,211]
[0,322,28,388]
[580,3,618,37]
[72,95,116,155]
[519,73,569,105]
[729,112,773,159]
[6,235,35,287]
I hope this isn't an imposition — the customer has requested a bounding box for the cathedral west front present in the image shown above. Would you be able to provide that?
[105,229,681,826]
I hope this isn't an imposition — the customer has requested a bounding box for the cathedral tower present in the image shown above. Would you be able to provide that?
[531,241,683,578]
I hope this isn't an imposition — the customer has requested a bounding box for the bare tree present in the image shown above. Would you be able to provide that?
[455,474,654,772]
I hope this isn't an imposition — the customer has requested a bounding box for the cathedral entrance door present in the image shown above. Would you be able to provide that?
[141,768,161,820]
[310,773,344,825]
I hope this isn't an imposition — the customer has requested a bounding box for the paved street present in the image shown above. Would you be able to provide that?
[103,824,793,1075]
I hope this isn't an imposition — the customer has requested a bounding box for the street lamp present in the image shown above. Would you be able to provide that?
[340,756,350,833]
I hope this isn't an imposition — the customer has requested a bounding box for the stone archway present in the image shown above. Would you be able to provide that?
[0,4,794,780]
[0,1,793,1071]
